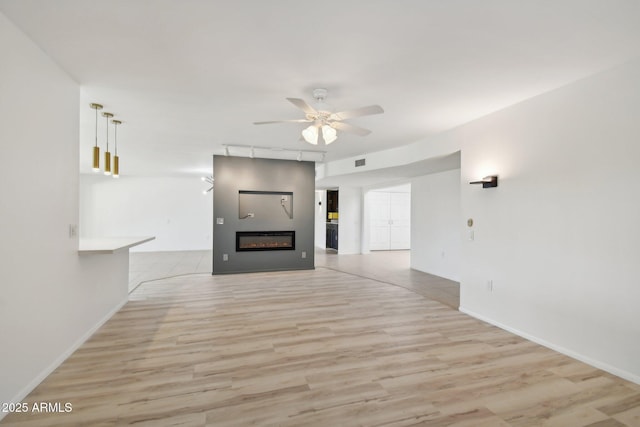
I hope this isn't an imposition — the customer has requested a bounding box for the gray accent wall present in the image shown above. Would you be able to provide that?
[212,155,315,274]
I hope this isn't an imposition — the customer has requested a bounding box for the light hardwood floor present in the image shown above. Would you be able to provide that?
[128,249,460,308]
[316,249,460,309]
[3,268,639,425]
[128,250,212,292]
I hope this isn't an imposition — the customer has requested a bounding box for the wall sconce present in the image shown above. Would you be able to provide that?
[470,175,498,188]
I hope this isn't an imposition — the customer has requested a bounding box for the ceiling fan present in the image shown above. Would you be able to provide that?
[253,88,384,145]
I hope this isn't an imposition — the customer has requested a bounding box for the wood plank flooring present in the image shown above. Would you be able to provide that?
[316,249,460,309]
[2,268,639,426]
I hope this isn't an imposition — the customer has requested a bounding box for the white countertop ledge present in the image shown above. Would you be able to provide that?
[78,236,155,254]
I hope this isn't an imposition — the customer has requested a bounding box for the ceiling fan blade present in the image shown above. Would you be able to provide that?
[330,105,384,121]
[330,121,372,136]
[286,98,317,115]
[253,119,312,125]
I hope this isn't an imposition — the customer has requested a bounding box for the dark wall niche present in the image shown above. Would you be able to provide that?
[212,155,315,274]
[239,191,293,219]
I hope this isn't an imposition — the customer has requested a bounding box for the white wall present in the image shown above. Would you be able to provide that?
[80,175,213,251]
[455,60,640,383]
[319,60,640,383]
[0,12,130,411]
[337,186,362,254]
[314,190,327,249]
[411,169,461,281]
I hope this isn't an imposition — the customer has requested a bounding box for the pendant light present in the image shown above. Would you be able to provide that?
[102,112,113,175]
[90,103,103,171]
[112,119,121,178]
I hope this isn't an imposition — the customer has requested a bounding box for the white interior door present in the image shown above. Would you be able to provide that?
[368,190,411,250]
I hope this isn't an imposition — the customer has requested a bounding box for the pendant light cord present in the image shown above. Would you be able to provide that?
[94,107,98,148]
[114,122,118,156]
[105,115,109,151]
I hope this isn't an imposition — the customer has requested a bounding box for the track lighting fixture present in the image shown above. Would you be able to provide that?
[219,144,326,162]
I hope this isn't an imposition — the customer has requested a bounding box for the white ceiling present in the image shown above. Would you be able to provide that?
[2,0,640,179]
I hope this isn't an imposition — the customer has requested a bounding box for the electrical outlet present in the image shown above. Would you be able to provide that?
[281,195,288,202]
[68,224,77,238]
[247,213,254,218]
[223,254,228,261]
[301,251,306,259]
[216,218,224,225]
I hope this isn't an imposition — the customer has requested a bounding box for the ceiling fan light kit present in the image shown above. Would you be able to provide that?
[301,125,318,145]
[254,88,383,146]
[322,125,337,144]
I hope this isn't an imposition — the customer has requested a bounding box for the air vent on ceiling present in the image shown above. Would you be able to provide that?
[355,158,366,167]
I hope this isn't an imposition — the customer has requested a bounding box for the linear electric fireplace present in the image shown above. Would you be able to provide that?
[236,231,295,252]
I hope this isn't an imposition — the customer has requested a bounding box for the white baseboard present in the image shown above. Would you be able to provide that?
[459,305,640,386]
[2,297,128,419]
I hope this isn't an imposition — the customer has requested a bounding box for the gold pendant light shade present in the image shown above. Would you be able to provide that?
[92,145,100,171]
[104,150,111,175]
[113,155,119,178]
[112,119,121,178]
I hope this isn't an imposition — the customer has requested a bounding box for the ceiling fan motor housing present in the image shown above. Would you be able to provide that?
[312,88,331,114]
[312,88,328,101]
